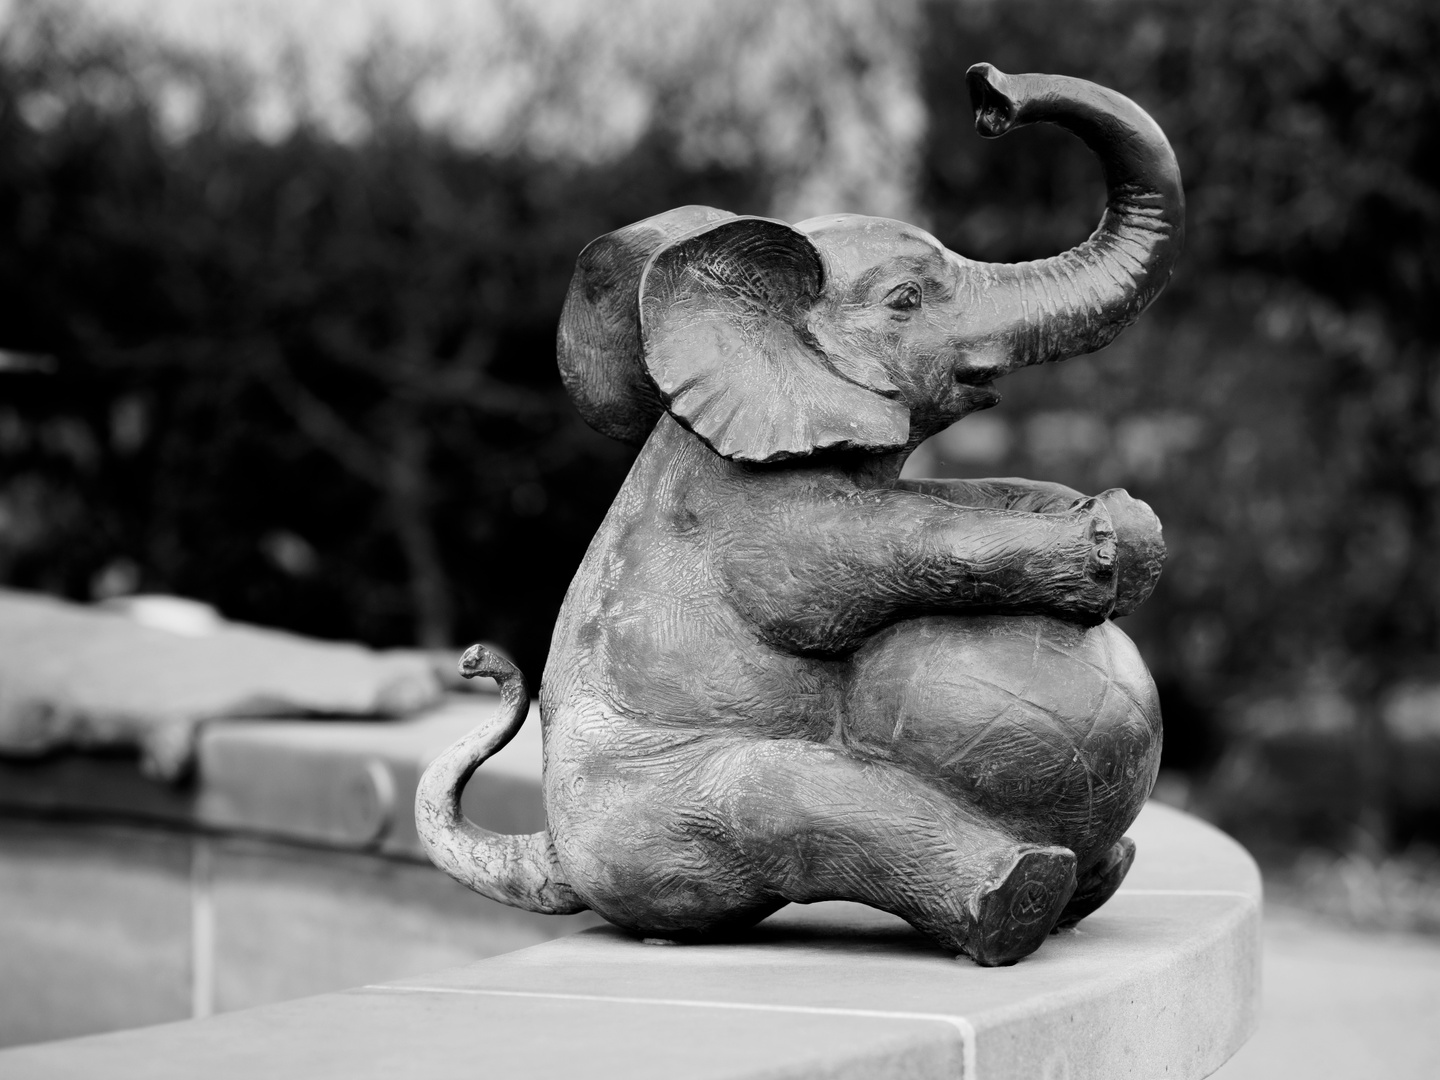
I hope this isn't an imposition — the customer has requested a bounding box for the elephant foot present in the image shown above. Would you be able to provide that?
[961,846,1076,967]
[1054,836,1135,930]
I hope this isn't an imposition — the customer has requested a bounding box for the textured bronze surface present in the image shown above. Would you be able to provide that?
[418,64,1184,965]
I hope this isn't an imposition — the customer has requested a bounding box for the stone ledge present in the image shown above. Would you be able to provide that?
[0,802,1261,1080]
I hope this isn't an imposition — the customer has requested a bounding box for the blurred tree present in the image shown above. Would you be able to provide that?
[917,0,1440,847]
[0,5,769,673]
[35,0,926,220]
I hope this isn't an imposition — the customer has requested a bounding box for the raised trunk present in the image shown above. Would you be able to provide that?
[963,63,1185,369]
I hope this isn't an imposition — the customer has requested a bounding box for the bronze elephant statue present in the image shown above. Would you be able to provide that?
[416,63,1182,966]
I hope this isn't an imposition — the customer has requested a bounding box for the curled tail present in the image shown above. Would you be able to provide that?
[414,644,586,915]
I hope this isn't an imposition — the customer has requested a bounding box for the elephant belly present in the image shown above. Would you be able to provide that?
[844,614,1162,864]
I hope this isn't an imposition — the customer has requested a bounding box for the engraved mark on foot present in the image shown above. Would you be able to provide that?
[1010,879,1055,924]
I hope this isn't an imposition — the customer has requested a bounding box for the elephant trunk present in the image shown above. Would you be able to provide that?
[963,63,1185,370]
[414,645,586,915]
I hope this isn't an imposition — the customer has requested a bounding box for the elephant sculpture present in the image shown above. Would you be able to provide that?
[416,63,1183,966]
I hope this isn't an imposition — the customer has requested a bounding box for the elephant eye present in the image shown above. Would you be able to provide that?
[884,283,922,312]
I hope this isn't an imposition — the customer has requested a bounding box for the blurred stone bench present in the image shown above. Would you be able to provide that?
[0,795,1260,1079]
[0,694,549,855]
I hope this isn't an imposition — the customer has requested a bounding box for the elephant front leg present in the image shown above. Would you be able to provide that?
[895,476,1085,514]
[895,478,1166,618]
[719,488,1119,655]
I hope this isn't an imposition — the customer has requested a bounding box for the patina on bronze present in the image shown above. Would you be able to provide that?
[417,64,1183,966]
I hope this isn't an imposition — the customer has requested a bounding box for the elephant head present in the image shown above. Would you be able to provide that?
[557,64,1184,463]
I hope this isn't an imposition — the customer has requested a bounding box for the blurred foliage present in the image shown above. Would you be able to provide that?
[914,0,1440,848]
[29,0,924,220]
[1,0,1438,847]
[1268,845,1440,935]
[0,5,770,672]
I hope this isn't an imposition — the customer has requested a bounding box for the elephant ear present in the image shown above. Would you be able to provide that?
[557,205,735,445]
[638,217,910,463]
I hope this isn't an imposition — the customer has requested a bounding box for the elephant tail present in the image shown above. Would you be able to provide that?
[414,644,587,915]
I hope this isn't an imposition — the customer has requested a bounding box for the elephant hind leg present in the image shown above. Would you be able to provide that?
[712,740,1077,965]
[1054,836,1135,930]
[968,846,1078,965]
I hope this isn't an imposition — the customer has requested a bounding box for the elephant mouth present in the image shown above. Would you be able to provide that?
[962,382,1001,410]
[952,361,1002,410]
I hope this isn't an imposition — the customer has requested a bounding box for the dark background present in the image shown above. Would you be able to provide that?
[2,0,1437,872]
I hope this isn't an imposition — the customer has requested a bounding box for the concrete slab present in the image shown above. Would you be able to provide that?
[0,803,1261,1080]
[0,986,962,1080]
